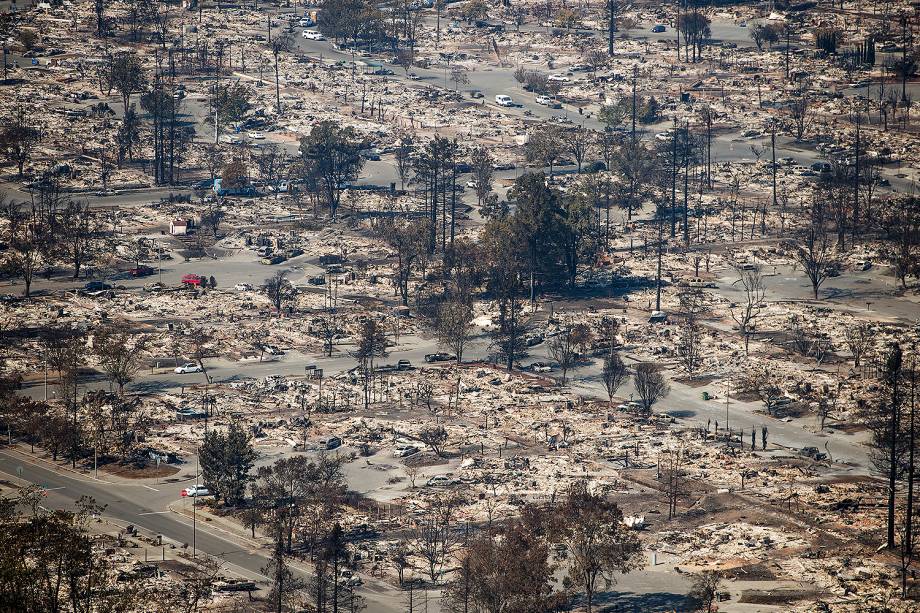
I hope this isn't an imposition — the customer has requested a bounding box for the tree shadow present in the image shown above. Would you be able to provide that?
[129,380,179,394]
[595,590,693,612]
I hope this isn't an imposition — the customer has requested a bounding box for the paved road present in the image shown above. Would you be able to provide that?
[0,446,406,612]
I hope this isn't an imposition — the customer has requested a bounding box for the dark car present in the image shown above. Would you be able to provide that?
[454,162,472,173]
[83,281,113,292]
[130,265,155,277]
[424,352,455,363]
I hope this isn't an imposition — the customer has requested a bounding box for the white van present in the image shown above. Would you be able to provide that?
[302,30,325,40]
[495,94,513,107]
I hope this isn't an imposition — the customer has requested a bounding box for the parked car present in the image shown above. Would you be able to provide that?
[426,475,458,487]
[649,311,668,323]
[176,407,207,419]
[302,30,325,40]
[83,281,112,292]
[394,444,420,458]
[215,579,257,592]
[494,94,514,107]
[174,363,203,374]
[317,436,342,450]
[181,485,210,497]
[397,359,413,370]
[182,274,206,287]
[129,265,155,277]
[530,362,552,373]
[652,24,666,33]
[424,352,455,363]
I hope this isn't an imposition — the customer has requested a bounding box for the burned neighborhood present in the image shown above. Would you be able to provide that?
[0,0,919,611]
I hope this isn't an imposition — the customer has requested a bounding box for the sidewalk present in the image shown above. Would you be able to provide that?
[1,443,197,487]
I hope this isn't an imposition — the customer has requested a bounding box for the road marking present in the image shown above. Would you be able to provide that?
[143,485,160,492]
[138,511,171,515]
[43,486,65,491]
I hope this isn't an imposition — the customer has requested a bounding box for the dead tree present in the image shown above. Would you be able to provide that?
[602,352,628,407]
[788,212,839,300]
[730,264,766,354]
[548,323,579,384]
[660,445,686,519]
[633,363,670,416]
[845,322,873,367]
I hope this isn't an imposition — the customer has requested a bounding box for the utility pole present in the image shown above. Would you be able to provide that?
[193,449,199,558]
[853,109,861,238]
[675,0,680,62]
[655,217,663,311]
[770,120,778,210]
[670,117,678,238]
[725,379,731,440]
[631,66,638,146]
[608,0,616,56]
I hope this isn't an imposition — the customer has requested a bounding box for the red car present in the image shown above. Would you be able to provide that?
[182,274,206,287]
[130,265,155,277]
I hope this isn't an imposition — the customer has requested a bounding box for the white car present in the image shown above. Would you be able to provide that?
[234,283,253,291]
[174,363,203,374]
[548,73,570,83]
[298,18,314,27]
[302,30,325,40]
[181,485,210,497]
[495,94,514,107]
[248,132,265,140]
[426,475,457,487]
[535,95,554,105]
[394,444,420,458]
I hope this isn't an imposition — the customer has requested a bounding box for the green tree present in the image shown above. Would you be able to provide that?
[116,104,142,164]
[109,51,147,112]
[508,172,560,300]
[470,146,494,208]
[550,482,643,613]
[558,186,597,288]
[484,218,529,370]
[0,107,41,177]
[199,421,256,506]
[524,123,566,178]
[299,121,365,219]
